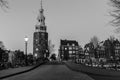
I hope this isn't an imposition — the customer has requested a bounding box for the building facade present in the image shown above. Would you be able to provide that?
[59,39,81,61]
[33,1,49,59]
[113,39,120,61]
[96,42,106,63]
[103,39,114,60]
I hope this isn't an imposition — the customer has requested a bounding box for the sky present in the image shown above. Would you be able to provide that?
[0,0,117,54]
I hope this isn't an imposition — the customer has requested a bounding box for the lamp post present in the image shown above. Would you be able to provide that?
[24,36,28,66]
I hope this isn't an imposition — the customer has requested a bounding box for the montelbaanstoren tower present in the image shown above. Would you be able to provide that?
[33,0,49,59]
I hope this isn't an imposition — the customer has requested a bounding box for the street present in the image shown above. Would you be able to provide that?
[2,64,94,80]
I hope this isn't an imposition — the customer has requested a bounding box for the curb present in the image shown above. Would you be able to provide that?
[0,61,46,79]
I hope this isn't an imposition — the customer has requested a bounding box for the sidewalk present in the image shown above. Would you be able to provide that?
[0,66,33,78]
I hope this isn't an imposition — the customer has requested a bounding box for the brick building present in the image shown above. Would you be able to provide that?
[59,39,82,61]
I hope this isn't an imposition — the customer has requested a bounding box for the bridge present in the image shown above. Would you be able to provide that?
[1,61,120,80]
[1,61,94,80]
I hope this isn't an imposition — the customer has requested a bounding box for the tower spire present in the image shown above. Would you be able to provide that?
[35,0,46,32]
[37,0,45,25]
[41,0,43,9]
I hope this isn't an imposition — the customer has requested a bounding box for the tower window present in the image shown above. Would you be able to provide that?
[40,27,44,30]
[36,39,38,42]
[41,19,42,22]
[36,48,39,51]
[35,54,37,57]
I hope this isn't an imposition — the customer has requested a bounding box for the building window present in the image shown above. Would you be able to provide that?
[36,39,38,42]
[35,39,38,44]
[73,47,76,50]
[67,43,69,46]
[73,51,75,54]
[36,48,39,51]
[72,44,75,46]
[76,47,78,50]
[65,47,67,50]
[76,51,78,54]
[69,55,72,57]
[35,53,37,58]
[69,51,72,54]
[69,47,72,50]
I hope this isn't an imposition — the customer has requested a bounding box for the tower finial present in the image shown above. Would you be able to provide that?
[41,0,43,9]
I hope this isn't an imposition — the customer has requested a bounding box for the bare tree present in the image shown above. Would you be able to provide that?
[50,53,56,61]
[0,0,8,9]
[109,0,120,33]
[48,40,55,55]
[109,35,115,42]
[0,41,5,50]
[90,36,99,48]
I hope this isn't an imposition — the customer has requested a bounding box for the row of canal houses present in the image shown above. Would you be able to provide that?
[84,38,120,64]
[59,38,120,64]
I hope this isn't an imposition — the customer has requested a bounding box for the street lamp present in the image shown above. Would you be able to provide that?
[24,36,28,66]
